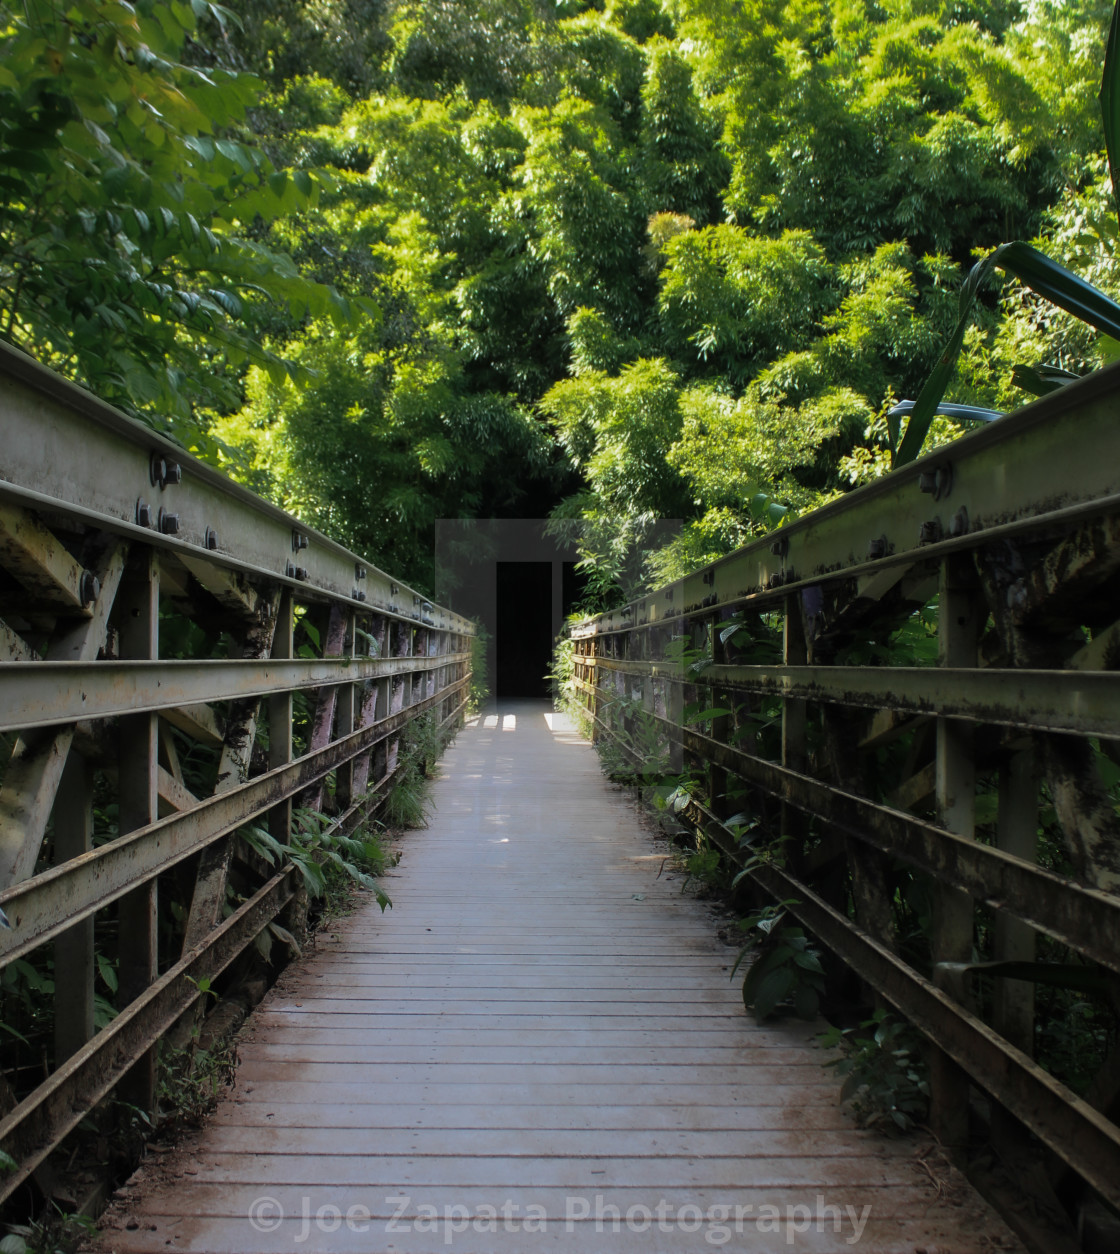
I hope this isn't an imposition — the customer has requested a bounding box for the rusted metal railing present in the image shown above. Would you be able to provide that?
[569,364,1120,1210]
[0,342,472,1203]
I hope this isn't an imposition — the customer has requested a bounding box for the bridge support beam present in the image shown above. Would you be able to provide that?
[116,547,161,1117]
[930,557,980,1153]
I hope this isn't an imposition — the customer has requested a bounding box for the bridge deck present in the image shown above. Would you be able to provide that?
[98,700,1021,1253]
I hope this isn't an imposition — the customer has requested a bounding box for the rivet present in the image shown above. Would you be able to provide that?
[79,570,100,606]
[919,464,953,500]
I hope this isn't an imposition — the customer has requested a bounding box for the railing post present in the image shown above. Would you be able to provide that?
[269,587,294,848]
[930,555,980,1153]
[588,637,600,738]
[116,547,160,1115]
[336,609,357,811]
[708,612,731,821]
[992,746,1038,1146]
[782,595,808,848]
[52,751,94,1063]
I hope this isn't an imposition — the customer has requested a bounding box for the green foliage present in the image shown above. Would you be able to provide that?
[215,1,391,98]
[894,240,1120,464]
[468,623,491,714]
[0,0,355,443]
[639,45,726,223]
[6,0,1119,617]
[388,0,539,105]
[731,898,826,1021]
[239,807,391,909]
[658,227,833,383]
[157,1034,237,1130]
[379,713,453,830]
[820,1009,931,1132]
[0,1208,96,1254]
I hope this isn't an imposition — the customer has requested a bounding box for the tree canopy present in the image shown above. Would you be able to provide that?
[2,0,1117,598]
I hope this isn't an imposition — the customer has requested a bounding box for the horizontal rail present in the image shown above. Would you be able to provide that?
[0,675,468,965]
[571,677,1120,973]
[755,860,1120,1209]
[588,658,1120,738]
[0,654,470,733]
[0,341,472,634]
[0,868,296,1205]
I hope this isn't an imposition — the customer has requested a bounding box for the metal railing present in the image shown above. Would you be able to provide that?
[0,342,472,1203]
[569,363,1120,1210]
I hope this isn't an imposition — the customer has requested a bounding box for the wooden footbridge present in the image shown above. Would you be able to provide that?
[0,341,1118,1251]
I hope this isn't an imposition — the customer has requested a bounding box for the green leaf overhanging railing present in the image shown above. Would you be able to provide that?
[892,0,1120,467]
[892,243,1120,467]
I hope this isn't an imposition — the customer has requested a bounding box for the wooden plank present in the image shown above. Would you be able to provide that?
[207,1103,852,1131]
[220,1079,849,1107]
[245,1026,797,1045]
[195,1126,888,1158]
[234,1042,837,1065]
[98,1220,1003,1254]
[229,1061,835,1084]
[109,1180,940,1216]
[140,1150,923,1188]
